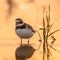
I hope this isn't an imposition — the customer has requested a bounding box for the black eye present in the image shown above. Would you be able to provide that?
[20,21,23,24]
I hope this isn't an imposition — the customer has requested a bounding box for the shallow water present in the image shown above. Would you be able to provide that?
[0,0,60,60]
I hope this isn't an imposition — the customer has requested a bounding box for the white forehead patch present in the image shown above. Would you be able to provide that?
[16,20,20,22]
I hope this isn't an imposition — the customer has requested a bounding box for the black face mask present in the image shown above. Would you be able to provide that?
[20,21,23,24]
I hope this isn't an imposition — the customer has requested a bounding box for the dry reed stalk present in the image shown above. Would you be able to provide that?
[39,5,60,60]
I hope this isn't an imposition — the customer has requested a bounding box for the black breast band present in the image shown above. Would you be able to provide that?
[16,24,26,29]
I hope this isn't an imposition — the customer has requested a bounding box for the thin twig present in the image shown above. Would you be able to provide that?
[43,7,46,60]
[46,5,50,60]
[37,31,42,50]
[48,30,60,37]
[48,45,60,53]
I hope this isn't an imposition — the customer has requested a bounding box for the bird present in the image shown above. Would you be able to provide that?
[15,18,36,47]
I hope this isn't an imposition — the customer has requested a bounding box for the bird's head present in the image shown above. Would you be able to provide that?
[15,18,24,27]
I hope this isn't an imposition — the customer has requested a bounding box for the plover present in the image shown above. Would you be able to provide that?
[15,18,36,46]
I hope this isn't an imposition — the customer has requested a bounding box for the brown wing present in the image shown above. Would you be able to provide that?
[25,23,36,32]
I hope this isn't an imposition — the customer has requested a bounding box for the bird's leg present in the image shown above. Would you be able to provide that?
[21,38,22,47]
[28,38,29,46]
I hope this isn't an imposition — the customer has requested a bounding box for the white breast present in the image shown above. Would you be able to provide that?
[16,28,34,38]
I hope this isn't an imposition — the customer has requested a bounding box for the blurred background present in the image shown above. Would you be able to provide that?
[0,0,60,60]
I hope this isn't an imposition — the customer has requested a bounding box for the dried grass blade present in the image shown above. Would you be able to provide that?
[47,30,60,37]
[48,45,60,53]
[48,23,54,33]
